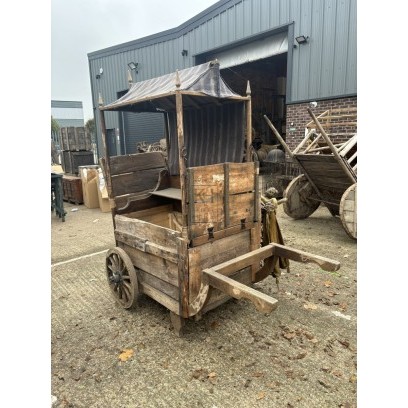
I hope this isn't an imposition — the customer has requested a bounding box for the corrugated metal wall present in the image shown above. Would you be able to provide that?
[89,0,356,156]
[122,112,165,154]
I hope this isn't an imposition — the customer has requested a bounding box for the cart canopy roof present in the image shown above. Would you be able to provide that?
[101,60,246,112]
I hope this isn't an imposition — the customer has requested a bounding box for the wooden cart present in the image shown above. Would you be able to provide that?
[264,107,357,239]
[98,61,340,334]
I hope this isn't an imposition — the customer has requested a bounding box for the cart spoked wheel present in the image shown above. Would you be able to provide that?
[339,183,357,240]
[283,174,320,219]
[106,247,138,309]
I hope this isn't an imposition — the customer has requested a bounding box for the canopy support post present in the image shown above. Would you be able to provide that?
[175,71,188,240]
[246,81,252,162]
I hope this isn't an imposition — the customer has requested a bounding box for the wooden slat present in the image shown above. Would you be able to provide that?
[109,152,166,175]
[177,238,189,318]
[111,168,163,197]
[229,192,255,225]
[138,269,179,300]
[119,243,179,287]
[138,282,179,314]
[115,215,181,250]
[224,163,230,227]
[114,231,178,264]
[191,221,255,247]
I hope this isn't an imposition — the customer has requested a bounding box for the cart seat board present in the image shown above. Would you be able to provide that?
[151,188,182,200]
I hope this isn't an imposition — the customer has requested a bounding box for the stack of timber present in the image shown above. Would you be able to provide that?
[60,127,94,175]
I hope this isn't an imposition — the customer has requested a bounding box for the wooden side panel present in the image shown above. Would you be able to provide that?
[228,162,255,193]
[118,243,179,287]
[296,154,354,208]
[115,214,180,250]
[111,168,165,197]
[109,152,166,175]
[229,192,255,225]
[188,162,257,240]
[188,230,252,302]
[102,152,168,211]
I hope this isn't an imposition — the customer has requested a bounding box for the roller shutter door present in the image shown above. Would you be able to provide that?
[122,112,165,154]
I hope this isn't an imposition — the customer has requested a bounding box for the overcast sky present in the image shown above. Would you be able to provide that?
[51,0,219,122]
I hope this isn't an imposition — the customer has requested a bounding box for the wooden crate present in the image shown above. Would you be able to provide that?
[60,127,92,151]
[61,151,95,175]
[62,175,83,204]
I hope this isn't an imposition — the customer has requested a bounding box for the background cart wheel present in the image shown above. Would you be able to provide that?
[339,183,357,239]
[106,247,139,309]
[283,174,320,219]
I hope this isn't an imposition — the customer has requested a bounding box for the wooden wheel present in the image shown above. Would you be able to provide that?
[283,174,320,219]
[106,247,138,309]
[339,183,357,239]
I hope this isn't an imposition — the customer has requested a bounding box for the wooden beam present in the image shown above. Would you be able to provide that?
[246,81,252,162]
[177,238,190,318]
[263,115,294,158]
[307,108,357,184]
[211,244,274,276]
[293,129,317,154]
[99,109,117,231]
[272,243,340,272]
[175,87,188,237]
[203,268,279,314]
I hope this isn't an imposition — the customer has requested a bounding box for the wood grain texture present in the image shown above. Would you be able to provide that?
[119,243,179,287]
[109,152,166,175]
[339,183,357,239]
[203,268,278,314]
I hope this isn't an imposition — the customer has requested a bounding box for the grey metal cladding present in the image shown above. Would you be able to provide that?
[51,100,83,109]
[89,0,356,153]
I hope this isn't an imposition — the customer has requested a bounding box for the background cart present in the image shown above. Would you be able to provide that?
[264,107,357,239]
[98,61,340,334]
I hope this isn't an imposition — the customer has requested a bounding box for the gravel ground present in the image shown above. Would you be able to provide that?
[51,201,357,408]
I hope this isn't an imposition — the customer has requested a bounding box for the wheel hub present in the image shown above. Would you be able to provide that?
[110,271,122,284]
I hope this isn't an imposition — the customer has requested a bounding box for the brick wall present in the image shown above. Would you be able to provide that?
[285,96,357,151]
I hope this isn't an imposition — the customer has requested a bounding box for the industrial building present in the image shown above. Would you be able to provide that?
[88,0,356,158]
[51,100,85,128]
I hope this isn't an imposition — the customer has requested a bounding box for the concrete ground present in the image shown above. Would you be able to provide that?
[51,201,357,408]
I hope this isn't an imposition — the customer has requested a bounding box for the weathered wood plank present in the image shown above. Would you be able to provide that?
[111,168,164,197]
[272,243,340,272]
[138,269,179,300]
[202,268,252,313]
[177,238,189,318]
[211,244,274,276]
[138,282,179,314]
[340,183,357,239]
[115,194,171,215]
[229,192,255,225]
[191,221,255,247]
[115,230,178,264]
[109,152,166,175]
[188,230,251,302]
[115,214,181,249]
[126,204,174,219]
[119,243,179,287]
[203,268,278,314]
[224,163,230,227]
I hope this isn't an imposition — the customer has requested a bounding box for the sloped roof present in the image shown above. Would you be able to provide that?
[101,60,245,112]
